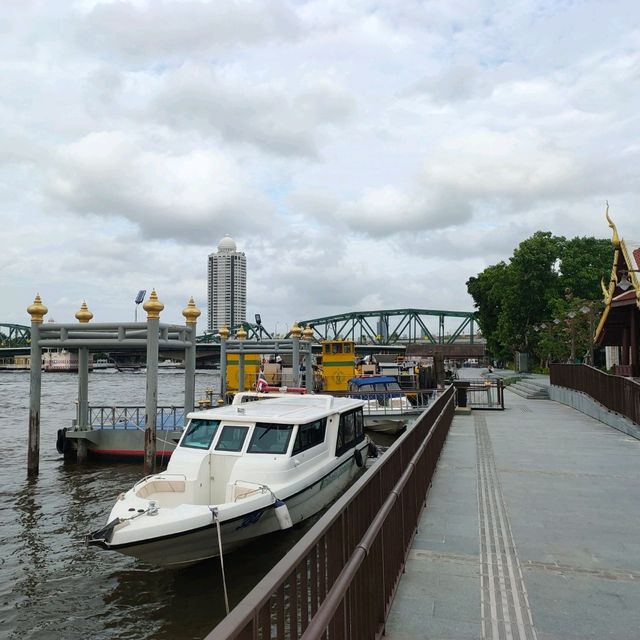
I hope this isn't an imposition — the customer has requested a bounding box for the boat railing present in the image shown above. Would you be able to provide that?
[86,405,186,431]
[204,385,456,640]
[331,387,435,414]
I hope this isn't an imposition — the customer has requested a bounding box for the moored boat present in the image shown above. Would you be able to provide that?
[348,375,426,434]
[87,392,370,566]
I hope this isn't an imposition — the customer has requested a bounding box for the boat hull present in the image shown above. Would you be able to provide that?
[98,440,369,567]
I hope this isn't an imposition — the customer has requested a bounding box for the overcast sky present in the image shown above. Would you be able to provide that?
[1,0,638,335]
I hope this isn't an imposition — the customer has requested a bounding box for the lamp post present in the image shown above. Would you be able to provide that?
[567,311,576,364]
[134,289,146,322]
[580,305,595,365]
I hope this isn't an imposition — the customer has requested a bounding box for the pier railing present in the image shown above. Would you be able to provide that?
[205,385,456,640]
[550,364,640,426]
[86,405,186,430]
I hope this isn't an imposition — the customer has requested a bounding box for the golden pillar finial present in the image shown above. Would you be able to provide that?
[218,325,230,340]
[27,294,48,324]
[236,326,247,340]
[182,297,201,326]
[75,301,93,323]
[303,324,314,340]
[291,323,302,338]
[143,289,164,320]
[605,201,620,247]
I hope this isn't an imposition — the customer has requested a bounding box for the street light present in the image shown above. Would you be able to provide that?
[134,289,146,322]
[580,304,595,365]
[567,311,576,364]
[617,269,640,291]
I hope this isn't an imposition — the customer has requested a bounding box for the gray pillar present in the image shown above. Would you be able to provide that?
[219,329,229,401]
[305,345,313,393]
[143,290,163,475]
[78,348,89,429]
[238,342,245,391]
[184,325,196,413]
[292,335,300,387]
[182,297,201,413]
[27,322,43,477]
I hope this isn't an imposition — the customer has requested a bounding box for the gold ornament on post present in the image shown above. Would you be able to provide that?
[236,326,247,340]
[303,324,314,340]
[182,297,201,325]
[27,294,48,324]
[143,289,164,320]
[290,323,303,339]
[75,301,93,323]
[218,325,230,340]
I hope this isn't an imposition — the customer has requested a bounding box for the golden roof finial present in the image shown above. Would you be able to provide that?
[182,297,201,326]
[75,301,93,323]
[143,289,164,320]
[605,201,620,247]
[27,294,48,324]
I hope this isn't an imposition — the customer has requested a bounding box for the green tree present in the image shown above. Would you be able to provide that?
[558,237,612,300]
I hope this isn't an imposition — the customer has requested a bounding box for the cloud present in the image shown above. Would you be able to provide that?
[77,0,301,60]
[47,131,272,240]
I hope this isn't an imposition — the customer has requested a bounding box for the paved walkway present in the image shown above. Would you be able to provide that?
[385,384,640,639]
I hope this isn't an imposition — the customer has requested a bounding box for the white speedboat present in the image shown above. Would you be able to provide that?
[348,375,424,435]
[88,393,370,567]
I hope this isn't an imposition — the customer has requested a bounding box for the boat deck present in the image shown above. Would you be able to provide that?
[385,384,640,639]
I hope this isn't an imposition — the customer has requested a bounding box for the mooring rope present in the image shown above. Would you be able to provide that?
[211,507,230,615]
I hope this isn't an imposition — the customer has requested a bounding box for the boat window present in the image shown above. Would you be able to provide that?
[335,409,365,456]
[344,344,351,353]
[215,425,249,452]
[331,343,342,354]
[247,423,293,454]
[292,418,327,454]
[181,419,220,450]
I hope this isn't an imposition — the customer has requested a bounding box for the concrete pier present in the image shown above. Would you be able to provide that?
[385,374,640,639]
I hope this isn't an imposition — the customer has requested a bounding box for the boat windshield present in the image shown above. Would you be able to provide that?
[181,419,220,449]
[247,423,293,455]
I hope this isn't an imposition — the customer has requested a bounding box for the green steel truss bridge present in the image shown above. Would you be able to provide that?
[4,309,478,347]
[294,309,477,345]
[0,323,31,347]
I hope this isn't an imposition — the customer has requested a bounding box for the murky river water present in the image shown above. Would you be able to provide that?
[0,370,333,640]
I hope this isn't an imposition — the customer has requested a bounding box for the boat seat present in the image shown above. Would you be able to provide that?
[135,479,186,498]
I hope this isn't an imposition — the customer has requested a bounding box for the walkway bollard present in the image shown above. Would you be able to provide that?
[143,290,163,476]
[27,294,47,477]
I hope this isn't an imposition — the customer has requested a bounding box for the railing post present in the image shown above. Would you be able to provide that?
[219,326,229,400]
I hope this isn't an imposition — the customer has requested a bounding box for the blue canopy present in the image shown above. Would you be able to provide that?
[348,375,398,387]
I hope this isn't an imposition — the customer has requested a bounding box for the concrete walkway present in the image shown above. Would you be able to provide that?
[385,385,640,639]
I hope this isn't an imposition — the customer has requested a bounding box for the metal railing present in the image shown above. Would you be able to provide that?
[205,385,455,640]
[550,364,640,426]
[454,378,504,410]
[85,405,186,430]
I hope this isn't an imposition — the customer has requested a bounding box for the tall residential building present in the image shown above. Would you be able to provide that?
[207,235,247,332]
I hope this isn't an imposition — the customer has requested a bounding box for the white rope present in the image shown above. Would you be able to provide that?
[211,508,230,615]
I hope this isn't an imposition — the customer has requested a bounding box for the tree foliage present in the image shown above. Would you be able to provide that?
[466,232,611,364]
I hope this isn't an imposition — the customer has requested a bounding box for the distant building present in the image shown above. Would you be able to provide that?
[207,235,247,332]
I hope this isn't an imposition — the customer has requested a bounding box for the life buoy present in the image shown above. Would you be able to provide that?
[354,447,364,468]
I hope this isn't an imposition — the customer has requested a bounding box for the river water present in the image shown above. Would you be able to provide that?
[0,370,330,640]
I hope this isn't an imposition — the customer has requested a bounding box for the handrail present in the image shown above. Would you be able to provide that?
[204,385,455,640]
[550,364,640,426]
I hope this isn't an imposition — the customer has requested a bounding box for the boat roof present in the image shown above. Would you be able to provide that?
[348,376,398,386]
[188,394,365,424]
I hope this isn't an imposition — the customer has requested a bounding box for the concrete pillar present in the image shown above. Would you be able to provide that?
[236,326,247,391]
[291,323,302,387]
[27,294,47,477]
[219,326,230,401]
[303,325,314,393]
[143,290,163,475]
[75,301,93,431]
[182,297,201,414]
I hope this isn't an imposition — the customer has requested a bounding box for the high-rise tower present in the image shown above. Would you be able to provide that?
[207,235,247,332]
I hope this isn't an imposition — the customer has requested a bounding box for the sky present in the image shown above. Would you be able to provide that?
[1,0,639,336]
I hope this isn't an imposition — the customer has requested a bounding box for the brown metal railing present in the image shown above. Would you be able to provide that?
[204,385,456,640]
[550,364,640,426]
